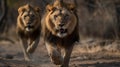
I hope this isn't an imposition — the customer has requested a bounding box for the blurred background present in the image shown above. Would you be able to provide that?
[1,0,120,67]
[1,0,120,40]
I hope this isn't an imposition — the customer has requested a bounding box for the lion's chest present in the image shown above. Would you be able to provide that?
[18,28,40,40]
[45,31,79,48]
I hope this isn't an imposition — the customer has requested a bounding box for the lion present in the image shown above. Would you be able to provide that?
[16,4,41,61]
[41,0,79,67]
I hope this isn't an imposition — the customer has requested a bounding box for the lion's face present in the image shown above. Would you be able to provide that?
[18,4,40,32]
[45,1,77,38]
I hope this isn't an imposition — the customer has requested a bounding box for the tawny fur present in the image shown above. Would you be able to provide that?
[16,4,41,61]
[41,0,79,67]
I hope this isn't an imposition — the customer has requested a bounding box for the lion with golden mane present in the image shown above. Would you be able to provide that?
[41,0,79,67]
[16,4,41,61]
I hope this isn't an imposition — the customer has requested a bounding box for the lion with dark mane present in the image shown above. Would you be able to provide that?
[41,0,79,67]
[17,4,41,61]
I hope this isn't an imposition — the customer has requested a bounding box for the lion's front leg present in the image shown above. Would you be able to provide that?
[61,46,74,67]
[27,37,40,54]
[20,38,31,61]
[45,42,63,65]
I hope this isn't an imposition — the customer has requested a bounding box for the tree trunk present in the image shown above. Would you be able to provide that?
[0,0,7,33]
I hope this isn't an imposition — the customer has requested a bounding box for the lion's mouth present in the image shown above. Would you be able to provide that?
[59,28,67,34]
[25,25,34,31]
[56,28,67,38]
[25,25,34,28]
[56,28,67,33]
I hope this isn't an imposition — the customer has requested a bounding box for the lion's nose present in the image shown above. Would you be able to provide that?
[59,23,64,27]
[28,22,31,24]
[27,21,31,25]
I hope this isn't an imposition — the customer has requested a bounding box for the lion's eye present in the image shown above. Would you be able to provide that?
[54,15,57,19]
[24,15,27,19]
[53,7,57,11]
[64,14,69,20]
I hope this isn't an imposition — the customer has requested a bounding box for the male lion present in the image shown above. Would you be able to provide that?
[41,0,79,67]
[16,4,41,61]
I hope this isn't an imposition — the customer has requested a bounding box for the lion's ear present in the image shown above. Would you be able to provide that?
[67,3,76,11]
[18,7,26,14]
[46,4,53,11]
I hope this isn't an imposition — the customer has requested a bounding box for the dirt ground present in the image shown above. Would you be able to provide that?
[0,37,120,67]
